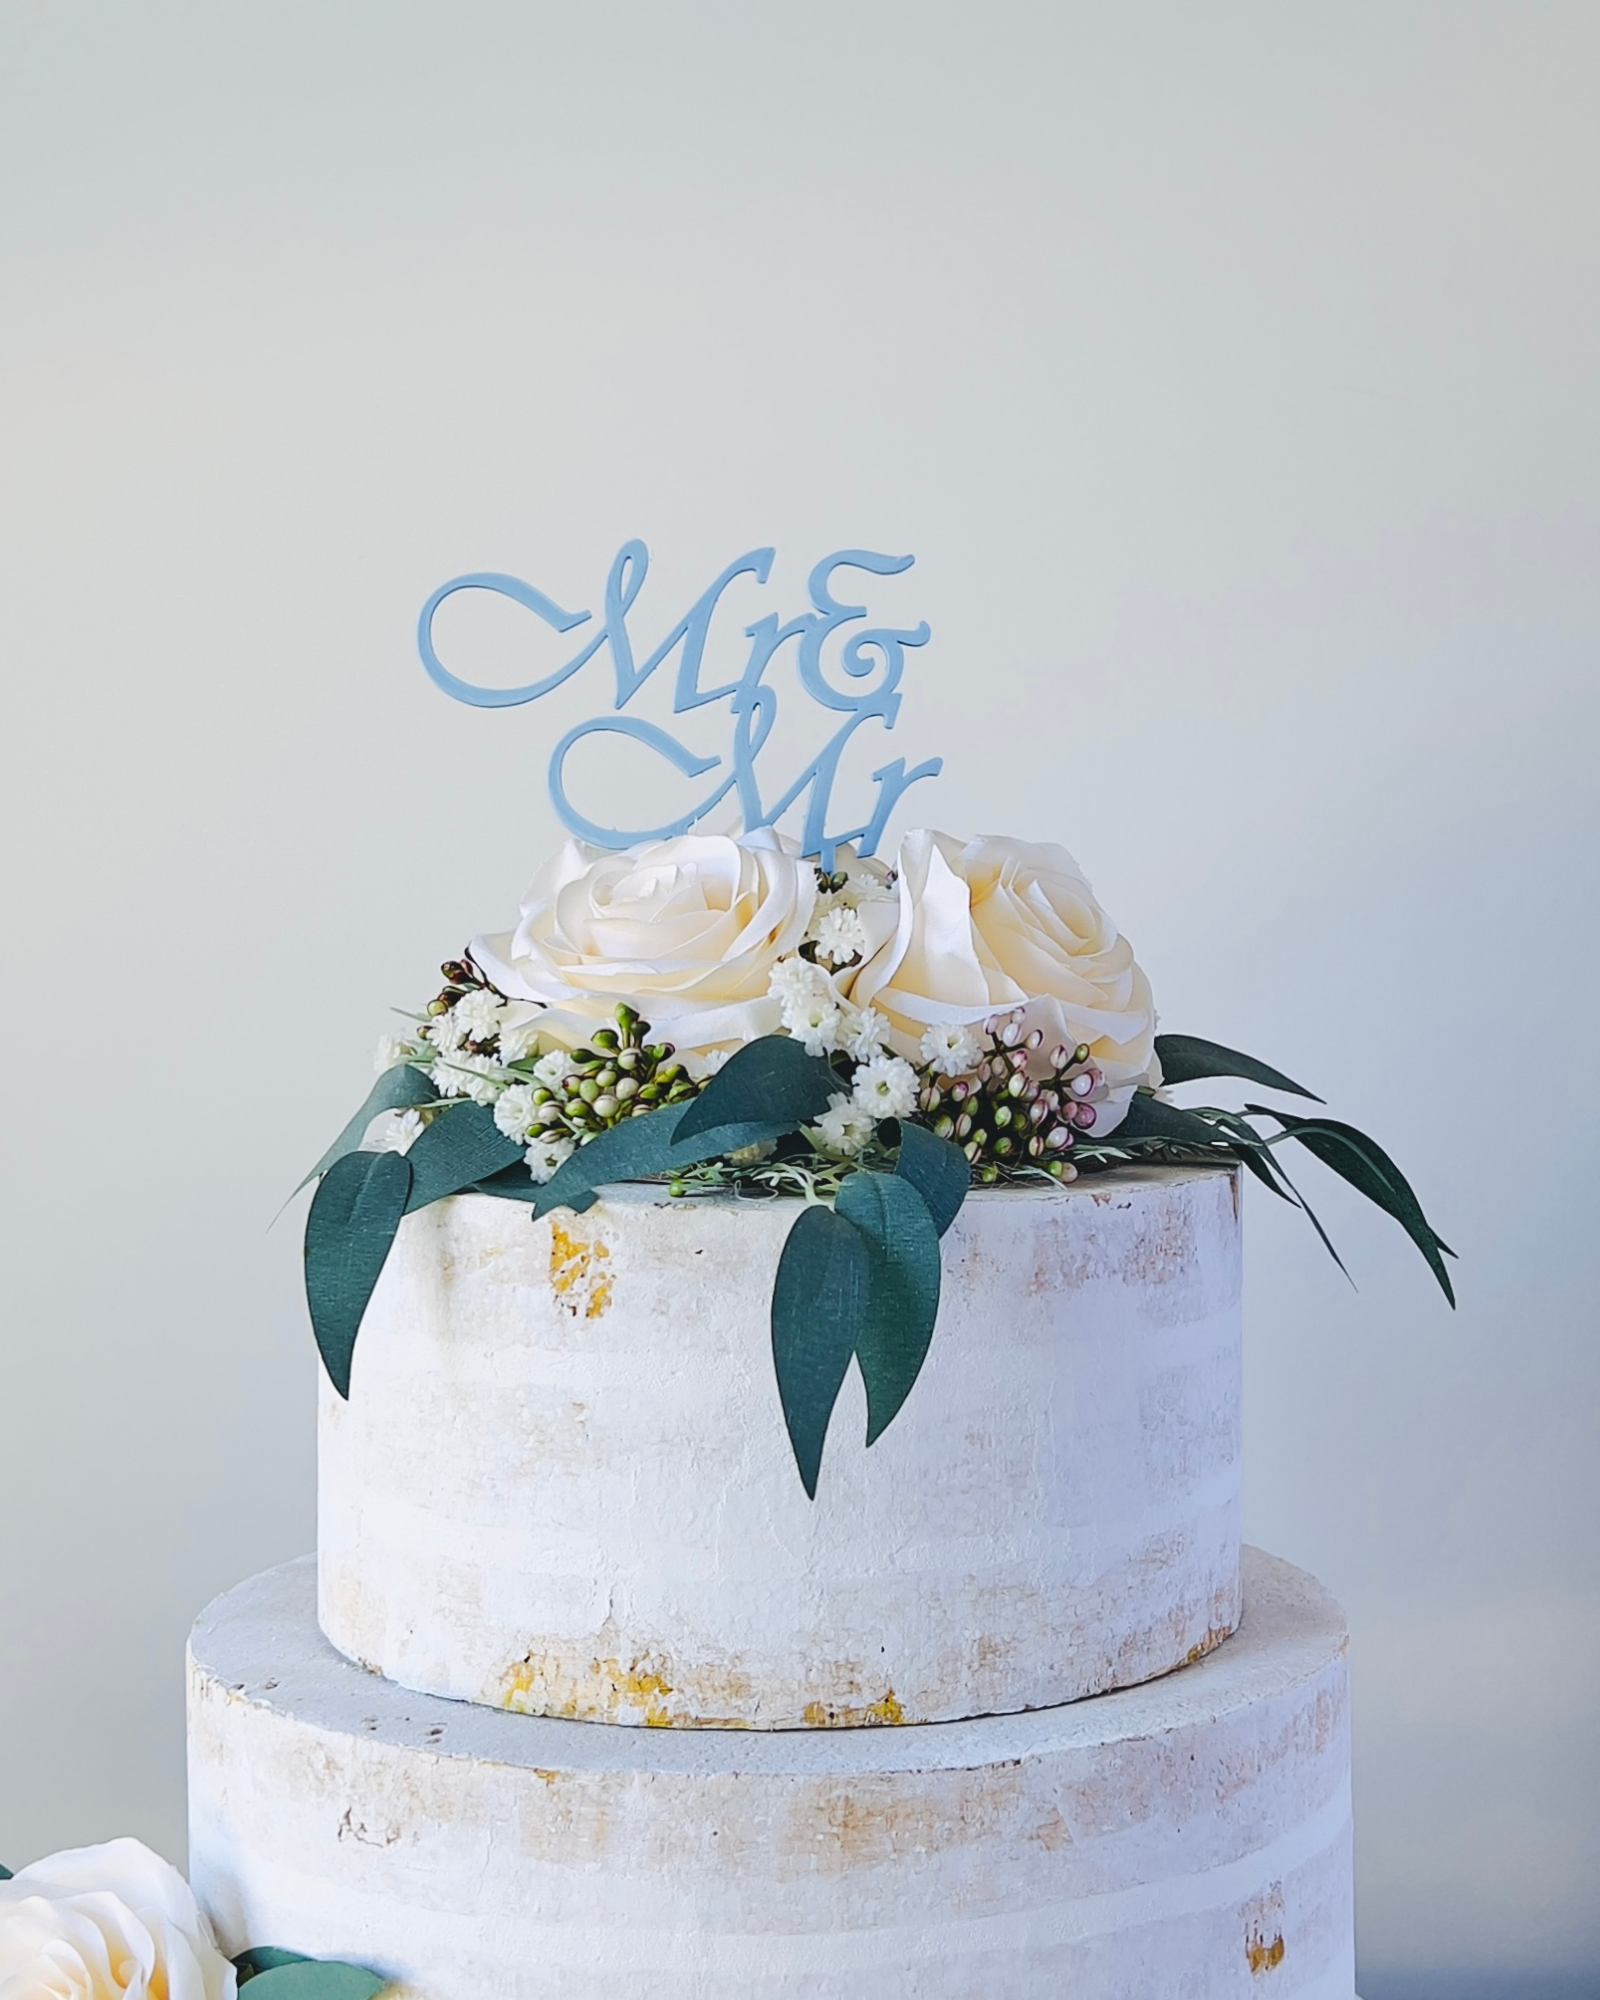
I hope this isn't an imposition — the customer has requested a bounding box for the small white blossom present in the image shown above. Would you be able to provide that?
[768,955,827,1006]
[699,1047,732,1077]
[362,1107,424,1153]
[920,1021,983,1076]
[852,1054,919,1121]
[841,1005,891,1061]
[453,988,505,1042]
[427,1007,466,1054]
[812,1093,877,1157]
[498,1017,543,1064]
[374,1034,414,1072]
[494,1084,540,1141]
[783,991,843,1057]
[525,1135,577,1184]
[811,903,869,967]
[433,1051,502,1105]
[533,1048,573,1088]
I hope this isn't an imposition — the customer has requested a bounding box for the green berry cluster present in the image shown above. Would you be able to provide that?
[525,1004,699,1141]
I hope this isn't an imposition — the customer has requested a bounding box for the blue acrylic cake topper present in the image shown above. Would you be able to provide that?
[417,541,941,870]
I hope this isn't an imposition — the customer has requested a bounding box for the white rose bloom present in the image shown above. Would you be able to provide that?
[846,830,1159,1134]
[851,1054,919,1121]
[0,1839,236,2000]
[471,830,816,1069]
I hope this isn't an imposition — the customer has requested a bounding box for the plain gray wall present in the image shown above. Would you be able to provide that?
[1,3,1596,1990]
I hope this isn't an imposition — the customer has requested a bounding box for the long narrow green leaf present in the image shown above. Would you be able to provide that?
[403,1102,522,1211]
[1247,1107,1455,1305]
[892,1120,969,1236]
[771,1203,870,1498]
[296,1066,437,1194]
[1155,1034,1322,1101]
[304,1150,412,1398]
[1116,1093,1238,1151]
[836,1171,943,1446]
[673,1035,840,1144]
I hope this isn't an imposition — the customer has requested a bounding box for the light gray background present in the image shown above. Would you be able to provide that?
[1,4,1595,1994]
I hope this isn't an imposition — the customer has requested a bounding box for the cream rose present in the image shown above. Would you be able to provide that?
[471,828,817,1070]
[845,830,1159,1132]
[0,1839,236,2000]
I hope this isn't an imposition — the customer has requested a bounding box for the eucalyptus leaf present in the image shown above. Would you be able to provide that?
[403,1102,523,1211]
[1154,1034,1323,1102]
[672,1034,841,1145]
[238,1962,387,1999]
[296,1066,438,1194]
[304,1150,412,1398]
[529,1106,697,1219]
[0,1864,11,1880]
[1246,1107,1455,1305]
[236,1949,312,1979]
[836,1170,943,1446]
[770,1203,871,1498]
[892,1120,969,1236]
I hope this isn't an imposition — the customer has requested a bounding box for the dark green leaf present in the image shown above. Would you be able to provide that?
[297,1066,438,1194]
[1246,1107,1455,1306]
[835,1170,943,1446]
[1155,1034,1322,1102]
[0,1863,11,1880]
[403,1101,522,1211]
[1116,1093,1239,1151]
[529,1106,695,1219]
[238,1961,387,1999]
[304,1150,412,1398]
[771,1203,871,1498]
[672,1034,840,1144]
[529,1108,800,1219]
[892,1121,969,1236]
[236,1949,313,1980]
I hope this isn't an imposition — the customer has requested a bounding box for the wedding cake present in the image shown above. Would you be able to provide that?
[184,544,1449,1995]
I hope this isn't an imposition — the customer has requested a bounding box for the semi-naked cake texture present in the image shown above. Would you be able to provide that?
[318,1166,1243,1729]
[189,1547,1352,1999]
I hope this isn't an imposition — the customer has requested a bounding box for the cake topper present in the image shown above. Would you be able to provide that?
[418,541,942,869]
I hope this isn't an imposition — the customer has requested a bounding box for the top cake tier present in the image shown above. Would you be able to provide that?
[318,1164,1241,1728]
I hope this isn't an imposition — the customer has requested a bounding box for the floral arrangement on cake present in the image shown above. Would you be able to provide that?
[0,1840,384,1998]
[303,826,1452,1496]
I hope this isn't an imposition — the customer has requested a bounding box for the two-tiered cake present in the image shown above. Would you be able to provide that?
[187,1166,1355,1995]
[179,546,1451,1994]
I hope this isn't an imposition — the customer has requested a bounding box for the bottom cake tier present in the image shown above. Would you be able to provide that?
[187,1548,1353,1998]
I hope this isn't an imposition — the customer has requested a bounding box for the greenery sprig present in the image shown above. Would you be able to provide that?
[301,1002,1452,1495]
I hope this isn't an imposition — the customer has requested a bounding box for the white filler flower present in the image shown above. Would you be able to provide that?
[919,1021,982,1076]
[373,1034,413,1072]
[452,988,505,1042]
[0,1839,236,2000]
[811,903,869,968]
[851,1055,919,1121]
[493,1084,540,1141]
[812,1094,878,1157]
[525,1135,577,1183]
